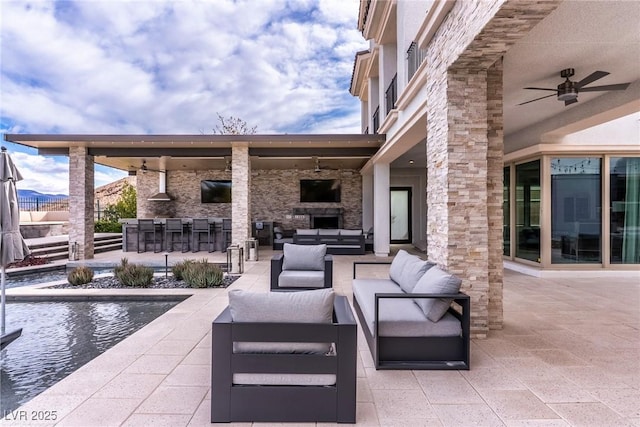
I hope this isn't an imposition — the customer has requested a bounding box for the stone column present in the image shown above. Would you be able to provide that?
[373,162,390,257]
[487,58,504,330]
[68,146,94,260]
[231,142,250,247]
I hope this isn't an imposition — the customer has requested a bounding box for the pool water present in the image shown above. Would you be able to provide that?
[0,299,183,413]
[6,269,110,289]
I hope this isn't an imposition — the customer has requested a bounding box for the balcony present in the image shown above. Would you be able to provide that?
[385,73,397,115]
[372,107,380,134]
[407,41,427,82]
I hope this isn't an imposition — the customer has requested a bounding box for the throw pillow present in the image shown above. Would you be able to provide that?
[228,288,335,353]
[388,249,411,284]
[412,266,462,322]
[398,258,435,293]
[282,243,326,271]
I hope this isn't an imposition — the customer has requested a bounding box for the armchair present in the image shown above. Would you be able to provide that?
[211,290,357,423]
[271,243,333,291]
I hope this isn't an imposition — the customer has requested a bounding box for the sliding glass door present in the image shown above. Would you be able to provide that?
[610,157,640,264]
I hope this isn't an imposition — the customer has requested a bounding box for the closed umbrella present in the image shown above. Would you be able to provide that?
[1,146,30,349]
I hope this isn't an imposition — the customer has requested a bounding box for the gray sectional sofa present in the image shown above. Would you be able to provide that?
[352,250,470,370]
[293,229,366,255]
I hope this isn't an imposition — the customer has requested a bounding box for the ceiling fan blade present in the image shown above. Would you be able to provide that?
[576,71,609,88]
[579,83,631,92]
[564,98,578,106]
[518,93,556,106]
[523,87,557,91]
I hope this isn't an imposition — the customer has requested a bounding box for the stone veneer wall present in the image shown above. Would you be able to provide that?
[250,169,362,230]
[425,0,561,337]
[137,170,232,219]
[136,168,362,230]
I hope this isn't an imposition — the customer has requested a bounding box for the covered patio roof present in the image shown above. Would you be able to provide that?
[3,133,385,172]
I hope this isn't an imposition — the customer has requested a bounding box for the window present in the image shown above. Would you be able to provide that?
[515,160,540,262]
[610,157,640,264]
[503,166,510,256]
[551,158,601,264]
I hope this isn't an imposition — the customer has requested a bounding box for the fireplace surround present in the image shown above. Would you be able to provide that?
[293,208,343,229]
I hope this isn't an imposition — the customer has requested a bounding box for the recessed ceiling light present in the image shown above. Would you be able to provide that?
[409,160,414,164]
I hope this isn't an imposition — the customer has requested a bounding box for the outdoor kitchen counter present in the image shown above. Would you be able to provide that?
[120,218,227,252]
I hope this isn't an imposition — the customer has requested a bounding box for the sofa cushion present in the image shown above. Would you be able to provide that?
[229,288,335,354]
[278,270,326,288]
[282,243,326,271]
[352,279,461,337]
[318,229,340,235]
[412,266,462,322]
[388,249,412,284]
[296,228,318,235]
[398,256,435,293]
[340,229,362,236]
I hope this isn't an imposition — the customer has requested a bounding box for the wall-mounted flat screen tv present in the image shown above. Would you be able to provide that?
[300,179,341,203]
[201,180,231,203]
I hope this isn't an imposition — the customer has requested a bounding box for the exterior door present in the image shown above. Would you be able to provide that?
[390,187,412,244]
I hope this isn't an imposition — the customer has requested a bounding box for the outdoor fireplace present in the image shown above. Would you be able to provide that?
[293,207,343,229]
[313,216,339,229]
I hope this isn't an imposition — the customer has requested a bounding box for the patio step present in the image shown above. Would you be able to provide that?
[27,234,122,262]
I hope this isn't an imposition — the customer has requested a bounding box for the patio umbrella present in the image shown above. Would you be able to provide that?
[0,146,30,348]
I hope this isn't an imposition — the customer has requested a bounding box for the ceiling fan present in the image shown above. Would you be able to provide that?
[519,68,631,106]
[129,160,162,174]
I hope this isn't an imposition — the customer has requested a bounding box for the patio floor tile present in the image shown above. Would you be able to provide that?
[549,402,636,427]
[461,367,527,390]
[431,403,505,426]
[364,368,420,390]
[415,371,485,404]
[55,397,142,427]
[520,378,597,403]
[122,354,184,374]
[479,390,562,421]
[93,373,165,399]
[163,365,210,387]
[588,388,640,418]
[134,386,208,415]
[120,414,191,427]
[371,389,436,422]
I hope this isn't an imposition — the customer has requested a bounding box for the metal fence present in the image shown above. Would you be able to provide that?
[18,197,69,212]
[18,197,106,220]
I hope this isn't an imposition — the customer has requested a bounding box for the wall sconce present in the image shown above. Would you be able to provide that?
[224,157,232,172]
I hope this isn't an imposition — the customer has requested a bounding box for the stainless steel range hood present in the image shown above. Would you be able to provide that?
[147,170,172,201]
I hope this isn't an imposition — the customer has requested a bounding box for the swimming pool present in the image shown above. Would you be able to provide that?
[0,298,185,413]
[5,268,110,289]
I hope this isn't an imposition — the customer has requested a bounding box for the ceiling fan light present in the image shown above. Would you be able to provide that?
[557,90,577,102]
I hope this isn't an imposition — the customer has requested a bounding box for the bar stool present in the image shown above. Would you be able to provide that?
[165,218,189,252]
[138,219,162,253]
[192,218,213,252]
[222,218,232,252]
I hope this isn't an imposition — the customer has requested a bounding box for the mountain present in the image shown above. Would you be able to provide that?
[17,189,68,200]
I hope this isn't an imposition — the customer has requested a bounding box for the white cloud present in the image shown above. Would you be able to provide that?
[1,0,367,193]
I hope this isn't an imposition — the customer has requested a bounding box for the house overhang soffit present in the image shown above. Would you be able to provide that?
[360,0,397,44]
[350,50,371,97]
[3,133,385,172]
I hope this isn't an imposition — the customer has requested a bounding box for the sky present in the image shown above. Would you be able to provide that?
[0,0,367,195]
